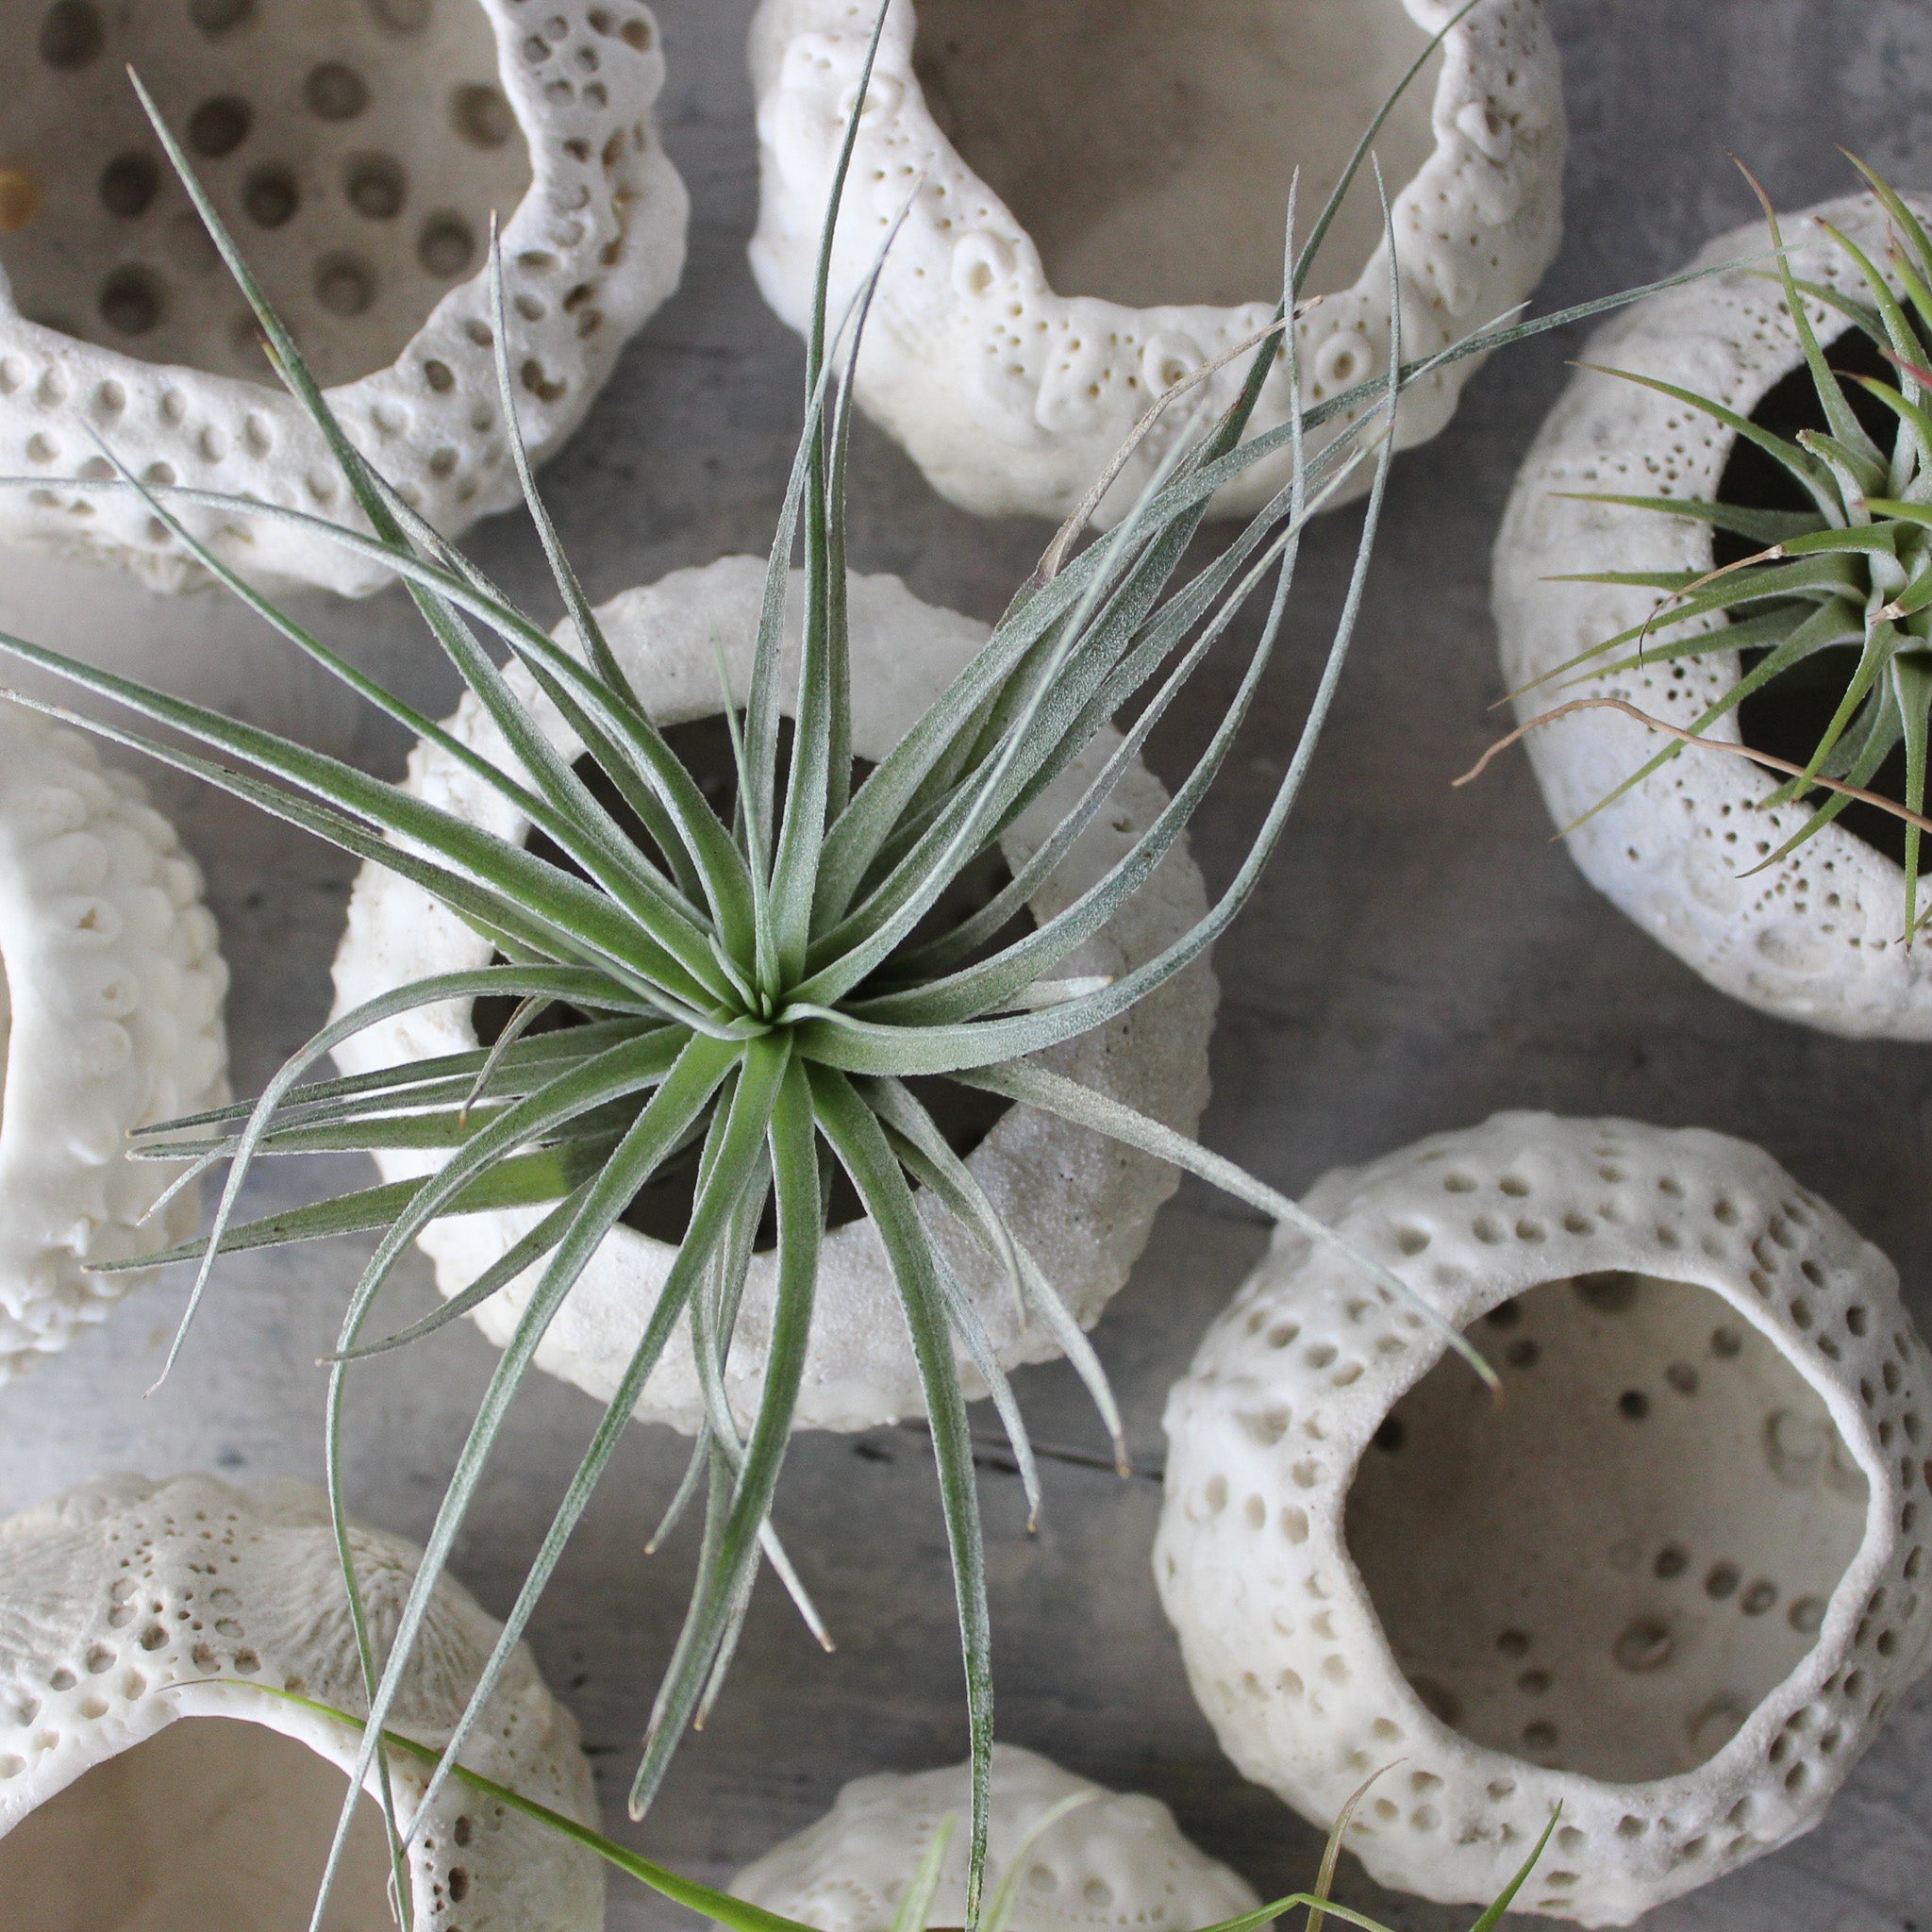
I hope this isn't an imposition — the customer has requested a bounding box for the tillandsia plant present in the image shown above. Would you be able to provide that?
[1517,159,1932,931]
[0,10,1705,1929]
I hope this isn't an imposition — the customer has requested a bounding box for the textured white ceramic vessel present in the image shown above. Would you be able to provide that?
[0,708,228,1387]
[1157,1111,1932,1926]
[0,1472,603,1931]
[748,0,1564,525]
[724,1743,1261,1932]
[329,555,1217,1432]
[1491,192,1932,1037]
[0,0,687,594]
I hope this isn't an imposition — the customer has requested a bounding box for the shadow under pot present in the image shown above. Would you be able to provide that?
[748,0,1565,526]
[726,1742,1261,1932]
[1156,1110,1932,1926]
[0,706,228,1387]
[0,0,687,594]
[0,1472,603,1932]
[327,554,1218,1434]
[1492,189,1932,1039]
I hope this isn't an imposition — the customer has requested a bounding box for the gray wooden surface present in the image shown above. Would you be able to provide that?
[2,3,1930,1928]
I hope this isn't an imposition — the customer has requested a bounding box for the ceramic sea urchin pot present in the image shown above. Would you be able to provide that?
[748,0,1564,525]
[1492,192,1932,1038]
[0,1472,602,1931]
[329,554,1217,1432]
[1157,1112,1932,1926]
[0,0,687,594]
[0,708,228,1387]
[724,1743,1260,1932]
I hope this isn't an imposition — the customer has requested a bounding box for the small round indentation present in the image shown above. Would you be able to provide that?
[99,265,162,335]
[1666,1362,1700,1395]
[1506,1339,1541,1370]
[452,82,516,149]
[1789,1594,1826,1635]
[1654,1543,1689,1580]
[1495,1628,1530,1657]
[1613,1617,1674,1673]
[1619,1390,1650,1421]
[39,0,104,69]
[241,164,298,228]
[188,95,252,158]
[189,0,254,34]
[1706,1561,1740,1600]
[1711,1324,1743,1357]
[418,212,475,276]
[305,61,368,120]
[1741,1580,1778,1616]
[1576,1271,1640,1314]
[99,152,159,219]
[314,253,375,316]
[1522,1719,1558,1751]
[345,152,407,219]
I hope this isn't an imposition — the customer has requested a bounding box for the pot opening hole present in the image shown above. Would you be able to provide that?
[1,0,531,387]
[1345,1272,1867,1782]
[1718,327,1915,866]
[911,0,1441,308]
[474,718,1032,1247]
[0,1715,395,1931]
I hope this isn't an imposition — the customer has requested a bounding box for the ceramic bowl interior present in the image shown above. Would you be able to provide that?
[0,1715,393,1932]
[0,0,533,386]
[1347,1271,1871,1783]
[909,0,1442,307]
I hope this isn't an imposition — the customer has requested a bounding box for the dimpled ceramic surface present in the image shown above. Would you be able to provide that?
[0,709,228,1388]
[0,0,687,593]
[0,1473,602,1931]
[748,0,1563,524]
[724,1743,1262,1932]
[1491,192,1932,1038]
[327,555,1217,1432]
[1156,1113,1932,1925]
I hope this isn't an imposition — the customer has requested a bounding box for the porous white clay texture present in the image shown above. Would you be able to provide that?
[724,1743,1261,1932]
[0,1473,603,1932]
[749,0,1563,524]
[0,0,686,594]
[1157,1112,1932,1926]
[1492,192,1932,1038]
[0,709,228,1387]
[330,555,1217,1432]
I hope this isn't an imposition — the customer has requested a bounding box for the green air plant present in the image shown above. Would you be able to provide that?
[1524,159,1932,932]
[0,12,1703,1930]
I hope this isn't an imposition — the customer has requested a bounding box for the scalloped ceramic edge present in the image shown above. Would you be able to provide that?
[747,0,1563,525]
[328,554,1217,1432]
[0,708,228,1387]
[0,1472,603,1930]
[723,1742,1261,1932]
[1491,192,1932,1037]
[1156,1111,1932,1925]
[0,0,687,597]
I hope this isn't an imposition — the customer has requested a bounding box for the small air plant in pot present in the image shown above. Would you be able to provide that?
[1491,163,1932,1036]
[0,14,1661,1924]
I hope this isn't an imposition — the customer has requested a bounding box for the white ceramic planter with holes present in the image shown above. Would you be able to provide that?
[0,1473,603,1931]
[0,708,229,1388]
[328,555,1218,1432]
[1157,1112,1932,1926]
[748,0,1564,525]
[0,0,687,594]
[1491,192,1932,1038]
[724,1743,1261,1932]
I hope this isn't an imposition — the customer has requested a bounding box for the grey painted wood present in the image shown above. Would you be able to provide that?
[2,3,1929,1928]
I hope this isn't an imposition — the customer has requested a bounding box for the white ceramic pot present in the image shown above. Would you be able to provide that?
[329,555,1217,1432]
[0,708,228,1387]
[1157,1111,1932,1926]
[0,1472,603,1931]
[0,0,687,595]
[1491,192,1932,1037]
[748,0,1564,525]
[725,1743,1260,1932]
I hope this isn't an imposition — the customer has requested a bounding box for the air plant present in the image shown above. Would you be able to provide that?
[1519,159,1932,931]
[0,12,1699,1931]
